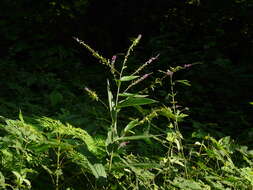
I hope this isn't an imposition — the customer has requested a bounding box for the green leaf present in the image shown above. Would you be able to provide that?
[88,163,107,179]
[115,135,154,141]
[166,131,176,142]
[176,80,191,86]
[118,93,148,98]
[31,144,52,152]
[19,110,24,123]
[123,119,139,134]
[49,91,63,106]
[42,165,53,175]
[119,76,139,81]
[0,172,6,188]
[107,80,114,112]
[159,107,176,120]
[117,97,157,108]
[177,112,188,121]
[105,129,113,146]
[12,171,22,180]
[172,177,204,190]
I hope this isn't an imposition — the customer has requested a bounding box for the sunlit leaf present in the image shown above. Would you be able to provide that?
[19,110,24,123]
[118,93,148,98]
[123,119,139,134]
[117,97,157,108]
[176,79,191,86]
[107,79,114,112]
[119,76,139,81]
[88,163,107,179]
[159,107,175,120]
[115,135,154,141]
[0,172,5,188]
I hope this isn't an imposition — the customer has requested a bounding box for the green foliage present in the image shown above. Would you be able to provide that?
[1,1,253,186]
[0,39,252,190]
[71,35,253,189]
[0,113,107,189]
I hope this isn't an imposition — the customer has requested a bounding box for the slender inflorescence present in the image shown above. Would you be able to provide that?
[131,54,160,76]
[124,73,152,92]
[73,37,110,66]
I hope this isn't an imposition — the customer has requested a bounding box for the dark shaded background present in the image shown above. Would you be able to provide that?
[0,0,252,142]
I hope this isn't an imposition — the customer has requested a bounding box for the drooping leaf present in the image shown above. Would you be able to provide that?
[88,163,107,179]
[123,119,140,134]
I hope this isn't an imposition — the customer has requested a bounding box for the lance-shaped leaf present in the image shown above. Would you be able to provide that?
[107,79,114,112]
[88,163,107,179]
[119,93,148,98]
[117,97,157,108]
[115,135,154,141]
[119,76,139,81]
[175,80,191,86]
[123,119,140,134]
[159,107,176,120]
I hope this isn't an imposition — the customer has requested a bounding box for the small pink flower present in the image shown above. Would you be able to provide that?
[119,141,130,148]
[166,69,174,77]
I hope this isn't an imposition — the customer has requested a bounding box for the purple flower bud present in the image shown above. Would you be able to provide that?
[184,64,192,68]
[111,55,117,65]
[147,54,160,64]
[112,55,116,61]
[142,73,150,80]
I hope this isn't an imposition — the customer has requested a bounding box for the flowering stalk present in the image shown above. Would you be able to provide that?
[113,34,142,137]
[84,87,108,109]
[74,37,120,75]
[131,54,159,76]
[124,73,152,93]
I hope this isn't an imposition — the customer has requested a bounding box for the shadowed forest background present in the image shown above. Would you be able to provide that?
[0,0,253,189]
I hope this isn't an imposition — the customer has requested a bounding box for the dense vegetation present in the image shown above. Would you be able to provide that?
[0,0,252,189]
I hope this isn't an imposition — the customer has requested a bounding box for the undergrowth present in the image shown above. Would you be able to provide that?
[0,35,252,189]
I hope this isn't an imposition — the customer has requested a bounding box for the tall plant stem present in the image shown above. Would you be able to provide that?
[55,136,61,190]
[169,75,188,178]
[113,35,141,139]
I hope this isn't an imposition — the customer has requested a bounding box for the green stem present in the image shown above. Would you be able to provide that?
[109,149,114,172]
[169,75,188,178]
[55,136,61,190]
